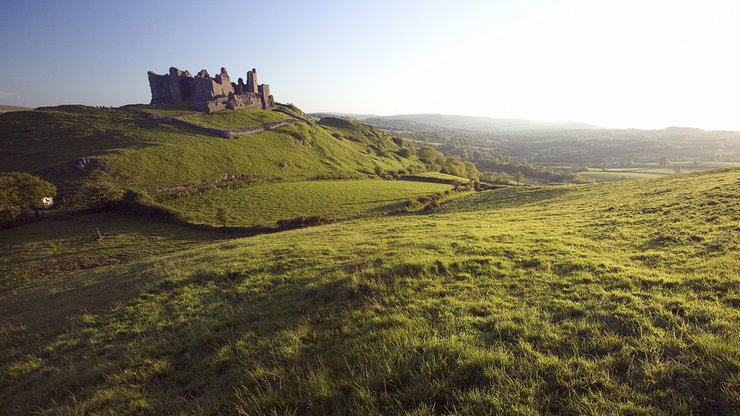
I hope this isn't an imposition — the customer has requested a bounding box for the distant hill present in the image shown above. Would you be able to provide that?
[347,113,740,166]
[313,112,380,120]
[0,105,31,113]
[361,113,603,132]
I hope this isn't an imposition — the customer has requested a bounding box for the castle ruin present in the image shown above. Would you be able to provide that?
[147,67,275,113]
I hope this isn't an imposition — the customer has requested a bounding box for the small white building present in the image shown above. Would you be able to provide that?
[41,196,54,209]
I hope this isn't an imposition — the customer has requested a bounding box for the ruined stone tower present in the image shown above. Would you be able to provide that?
[147,66,276,113]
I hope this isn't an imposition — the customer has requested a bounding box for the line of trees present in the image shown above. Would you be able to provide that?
[415,146,480,180]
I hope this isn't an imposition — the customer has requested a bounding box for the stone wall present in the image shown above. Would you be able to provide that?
[228,93,263,110]
[193,97,230,113]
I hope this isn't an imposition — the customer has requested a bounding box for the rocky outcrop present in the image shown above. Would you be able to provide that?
[54,157,111,174]
[147,66,276,113]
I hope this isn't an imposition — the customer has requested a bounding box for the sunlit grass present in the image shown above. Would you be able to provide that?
[0,169,738,414]
[164,179,453,226]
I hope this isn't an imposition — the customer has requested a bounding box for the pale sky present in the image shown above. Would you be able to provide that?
[1,0,739,130]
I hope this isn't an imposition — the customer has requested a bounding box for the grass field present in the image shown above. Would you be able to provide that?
[414,171,468,181]
[580,170,665,181]
[580,162,740,181]
[163,179,453,226]
[186,108,294,130]
[0,212,222,290]
[1,168,737,414]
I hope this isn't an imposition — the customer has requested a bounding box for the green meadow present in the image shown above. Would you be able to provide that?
[162,179,453,227]
[1,168,737,415]
[580,162,740,182]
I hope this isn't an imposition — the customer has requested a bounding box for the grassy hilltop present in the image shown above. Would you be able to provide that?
[0,105,424,192]
[1,168,738,415]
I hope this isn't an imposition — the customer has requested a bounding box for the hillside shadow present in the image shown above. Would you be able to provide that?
[0,212,226,342]
[366,200,407,214]
[2,259,374,414]
[0,107,209,176]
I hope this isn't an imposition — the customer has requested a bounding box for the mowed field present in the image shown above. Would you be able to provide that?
[1,169,737,415]
[579,161,740,181]
[163,179,453,226]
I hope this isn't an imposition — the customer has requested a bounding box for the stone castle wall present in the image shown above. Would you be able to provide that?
[148,66,275,112]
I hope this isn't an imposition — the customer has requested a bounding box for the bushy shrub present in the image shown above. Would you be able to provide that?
[122,189,152,205]
[276,214,330,230]
[313,172,363,180]
[0,172,56,224]
[463,161,479,180]
[215,205,230,227]
[422,200,440,212]
[406,195,442,212]
[404,199,423,211]
[78,179,124,208]
[397,148,413,158]
[119,189,188,222]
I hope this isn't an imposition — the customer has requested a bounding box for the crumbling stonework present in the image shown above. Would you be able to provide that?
[147,66,276,112]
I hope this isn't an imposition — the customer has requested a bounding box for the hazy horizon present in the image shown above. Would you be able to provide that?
[2,0,739,130]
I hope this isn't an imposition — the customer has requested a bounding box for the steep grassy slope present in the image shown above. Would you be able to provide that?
[163,179,453,227]
[0,106,422,192]
[1,169,737,414]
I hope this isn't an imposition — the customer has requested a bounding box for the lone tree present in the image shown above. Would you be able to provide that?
[514,172,525,185]
[215,205,230,227]
[0,172,56,223]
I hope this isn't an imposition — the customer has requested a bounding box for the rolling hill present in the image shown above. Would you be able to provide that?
[0,105,427,194]
[359,113,602,132]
